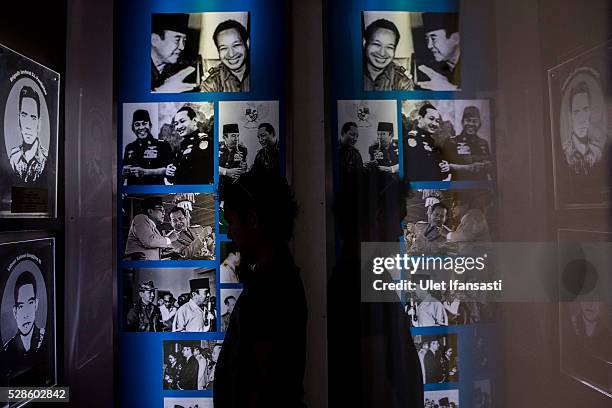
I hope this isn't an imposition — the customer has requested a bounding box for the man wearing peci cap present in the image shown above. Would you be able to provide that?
[363,18,414,91]
[368,122,399,174]
[124,197,179,260]
[403,103,451,181]
[125,280,163,332]
[219,123,248,181]
[172,106,214,185]
[441,106,492,181]
[122,109,175,185]
[416,13,461,91]
[174,278,216,332]
[151,13,197,93]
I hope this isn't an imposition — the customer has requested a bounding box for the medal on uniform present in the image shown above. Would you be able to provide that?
[199,141,209,150]
[408,138,417,147]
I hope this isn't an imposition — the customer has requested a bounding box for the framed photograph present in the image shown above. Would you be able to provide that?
[401,99,493,182]
[122,193,216,261]
[122,102,214,186]
[548,41,612,209]
[164,397,213,408]
[0,44,59,218]
[413,333,459,384]
[336,99,398,177]
[558,229,612,398]
[162,339,223,391]
[0,238,56,398]
[362,11,460,92]
[219,241,240,284]
[151,12,250,93]
[123,267,217,333]
[424,389,459,408]
[220,288,242,332]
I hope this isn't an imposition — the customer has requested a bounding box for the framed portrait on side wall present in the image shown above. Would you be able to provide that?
[548,41,612,209]
[0,44,59,218]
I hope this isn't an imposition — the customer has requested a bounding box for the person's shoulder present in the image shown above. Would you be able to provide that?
[2,334,18,351]
[38,144,49,158]
[391,63,414,89]
[9,145,21,160]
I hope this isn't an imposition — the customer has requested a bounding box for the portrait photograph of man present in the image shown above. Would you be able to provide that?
[0,238,55,388]
[123,267,216,333]
[549,43,611,208]
[122,102,214,186]
[0,45,59,217]
[401,99,493,182]
[164,397,213,408]
[150,12,249,93]
[163,340,223,391]
[424,389,460,408]
[220,288,242,332]
[122,193,215,261]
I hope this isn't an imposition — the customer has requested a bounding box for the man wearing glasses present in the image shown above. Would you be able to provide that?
[124,197,179,260]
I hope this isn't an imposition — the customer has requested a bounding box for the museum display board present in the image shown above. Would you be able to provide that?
[327,1,499,407]
[116,1,286,406]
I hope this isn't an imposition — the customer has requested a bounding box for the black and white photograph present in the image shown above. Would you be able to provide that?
[151,12,249,93]
[218,101,280,184]
[220,241,240,284]
[0,44,59,217]
[122,267,217,332]
[548,42,612,208]
[122,193,216,261]
[558,229,612,397]
[163,339,223,391]
[424,389,459,408]
[164,397,213,408]
[0,238,55,389]
[413,333,459,384]
[122,102,214,186]
[220,288,242,332]
[362,11,460,92]
[401,99,493,182]
[473,379,492,408]
[337,99,399,179]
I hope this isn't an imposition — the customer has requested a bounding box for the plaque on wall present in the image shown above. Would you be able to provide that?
[0,44,59,218]
[0,238,57,397]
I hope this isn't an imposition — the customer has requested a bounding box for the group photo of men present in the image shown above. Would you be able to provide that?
[123,193,215,261]
[401,99,493,182]
[151,12,249,93]
[414,334,459,385]
[362,11,460,91]
[163,340,223,391]
[123,268,217,333]
[424,389,460,408]
[122,102,214,186]
[164,397,213,408]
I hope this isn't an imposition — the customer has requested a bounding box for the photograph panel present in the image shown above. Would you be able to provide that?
[220,288,242,332]
[163,339,223,391]
[413,333,459,384]
[122,193,216,261]
[424,389,459,408]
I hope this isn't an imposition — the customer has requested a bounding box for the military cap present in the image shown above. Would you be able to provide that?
[439,397,450,405]
[377,122,394,132]
[422,12,459,34]
[189,278,210,292]
[142,196,164,212]
[223,123,239,134]
[132,109,151,124]
[152,13,189,35]
[462,105,481,121]
[138,280,157,291]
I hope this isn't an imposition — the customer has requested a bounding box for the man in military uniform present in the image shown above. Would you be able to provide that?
[441,106,492,181]
[338,121,365,180]
[409,202,452,255]
[151,13,197,93]
[219,123,247,185]
[3,271,47,384]
[416,13,461,91]
[403,104,451,181]
[125,280,163,332]
[172,106,214,184]
[201,20,250,92]
[122,109,175,185]
[9,85,48,184]
[250,122,279,176]
[174,278,215,332]
[368,122,399,174]
[363,19,414,91]
[167,206,214,260]
[221,295,236,332]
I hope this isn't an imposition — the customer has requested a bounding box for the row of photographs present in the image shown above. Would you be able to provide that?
[121,101,279,186]
[149,11,462,93]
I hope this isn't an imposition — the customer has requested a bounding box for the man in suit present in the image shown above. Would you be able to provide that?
[124,197,178,260]
[167,206,214,259]
[177,345,199,390]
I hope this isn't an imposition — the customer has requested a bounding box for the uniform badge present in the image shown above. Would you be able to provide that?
[423,142,432,152]
[457,142,471,155]
[143,146,158,159]
[199,141,209,150]
[408,138,417,147]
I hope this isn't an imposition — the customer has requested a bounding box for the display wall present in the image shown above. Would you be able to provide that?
[116,1,287,406]
[327,1,499,407]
